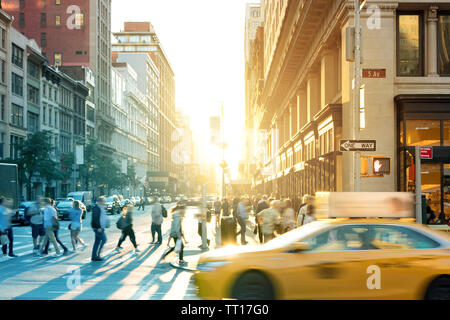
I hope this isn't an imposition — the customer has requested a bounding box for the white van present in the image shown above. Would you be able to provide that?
[67,191,93,212]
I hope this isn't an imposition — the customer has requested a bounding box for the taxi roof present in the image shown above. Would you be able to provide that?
[318,218,417,225]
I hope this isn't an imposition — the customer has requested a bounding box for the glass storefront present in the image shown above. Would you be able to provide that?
[398,117,450,223]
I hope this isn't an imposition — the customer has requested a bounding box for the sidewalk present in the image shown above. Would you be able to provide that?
[170,214,261,271]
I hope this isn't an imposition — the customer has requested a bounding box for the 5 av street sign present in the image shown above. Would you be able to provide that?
[340,140,376,152]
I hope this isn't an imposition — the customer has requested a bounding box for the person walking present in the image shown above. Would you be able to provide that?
[39,198,62,257]
[298,204,316,226]
[115,205,139,253]
[150,198,164,245]
[138,197,145,211]
[91,196,110,262]
[221,198,230,217]
[232,197,240,220]
[43,200,69,255]
[297,195,314,227]
[257,200,282,243]
[0,197,15,261]
[162,204,187,265]
[29,201,45,254]
[214,197,221,227]
[69,200,87,252]
[281,199,296,233]
[236,199,250,245]
[255,195,269,243]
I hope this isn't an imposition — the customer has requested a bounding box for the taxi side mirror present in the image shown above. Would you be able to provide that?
[287,242,311,253]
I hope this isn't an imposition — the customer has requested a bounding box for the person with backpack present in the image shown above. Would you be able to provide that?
[69,200,87,252]
[115,205,139,253]
[162,204,187,265]
[150,198,166,245]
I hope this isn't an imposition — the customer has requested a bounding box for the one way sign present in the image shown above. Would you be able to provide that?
[340,140,376,152]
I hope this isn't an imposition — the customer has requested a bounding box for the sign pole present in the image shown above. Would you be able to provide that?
[415,145,422,224]
[354,0,362,192]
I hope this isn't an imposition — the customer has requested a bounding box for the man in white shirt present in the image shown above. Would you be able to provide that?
[39,198,61,256]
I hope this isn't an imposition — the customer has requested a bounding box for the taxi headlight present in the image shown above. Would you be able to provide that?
[197,261,230,272]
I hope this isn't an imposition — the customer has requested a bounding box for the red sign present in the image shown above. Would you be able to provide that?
[420,147,433,159]
[362,69,386,78]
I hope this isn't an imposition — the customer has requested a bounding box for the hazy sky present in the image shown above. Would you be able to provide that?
[112,0,250,178]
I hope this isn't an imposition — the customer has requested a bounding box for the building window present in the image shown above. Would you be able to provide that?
[41,0,46,7]
[1,29,5,49]
[27,85,39,104]
[11,104,24,127]
[27,60,39,78]
[1,60,5,83]
[41,33,46,47]
[55,0,60,5]
[11,73,23,96]
[27,112,39,134]
[438,13,450,76]
[397,12,424,76]
[0,95,5,121]
[12,44,24,68]
[40,13,47,27]
[10,135,24,160]
[43,103,47,125]
[54,53,62,66]
[20,0,25,8]
[55,15,61,26]
[19,13,25,27]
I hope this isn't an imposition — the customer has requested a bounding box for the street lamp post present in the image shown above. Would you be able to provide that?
[353,0,363,192]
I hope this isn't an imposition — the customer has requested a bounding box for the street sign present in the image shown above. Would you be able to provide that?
[340,140,376,152]
[420,146,433,159]
[362,69,386,78]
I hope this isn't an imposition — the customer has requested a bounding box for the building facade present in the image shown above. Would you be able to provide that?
[112,22,180,194]
[111,61,153,197]
[246,0,450,220]
[3,0,115,152]
[0,8,12,160]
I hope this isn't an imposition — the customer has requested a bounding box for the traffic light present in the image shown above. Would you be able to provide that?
[373,157,390,175]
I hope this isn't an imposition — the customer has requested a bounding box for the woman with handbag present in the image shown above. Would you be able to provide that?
[162,204,187,265]
[69,200,87,252]
[39,198,62,257]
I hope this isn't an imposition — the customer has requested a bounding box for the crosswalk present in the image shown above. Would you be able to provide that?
[0,205,204,300]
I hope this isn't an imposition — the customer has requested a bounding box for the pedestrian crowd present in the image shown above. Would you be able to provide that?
[0,195,189,265]
[213,193,317,245]
[0,192,319,265]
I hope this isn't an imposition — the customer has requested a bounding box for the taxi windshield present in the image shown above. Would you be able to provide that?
[263,221,329,250]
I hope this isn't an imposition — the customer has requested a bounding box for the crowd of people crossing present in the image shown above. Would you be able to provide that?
[0,192,317,265]
[0,195,190,265]
[211,193,317,245]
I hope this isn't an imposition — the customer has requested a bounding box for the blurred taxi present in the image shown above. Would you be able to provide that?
[194,193,450,300]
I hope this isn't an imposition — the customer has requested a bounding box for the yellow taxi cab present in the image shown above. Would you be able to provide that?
[194,193,450,300]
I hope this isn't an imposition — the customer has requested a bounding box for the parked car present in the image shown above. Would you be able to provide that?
[56,200,86,220]
[120,199,133,209]
[105,195,121,214]
[67,191,93,212]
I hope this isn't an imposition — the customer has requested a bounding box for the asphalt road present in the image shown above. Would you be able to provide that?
[0,203,202,300]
